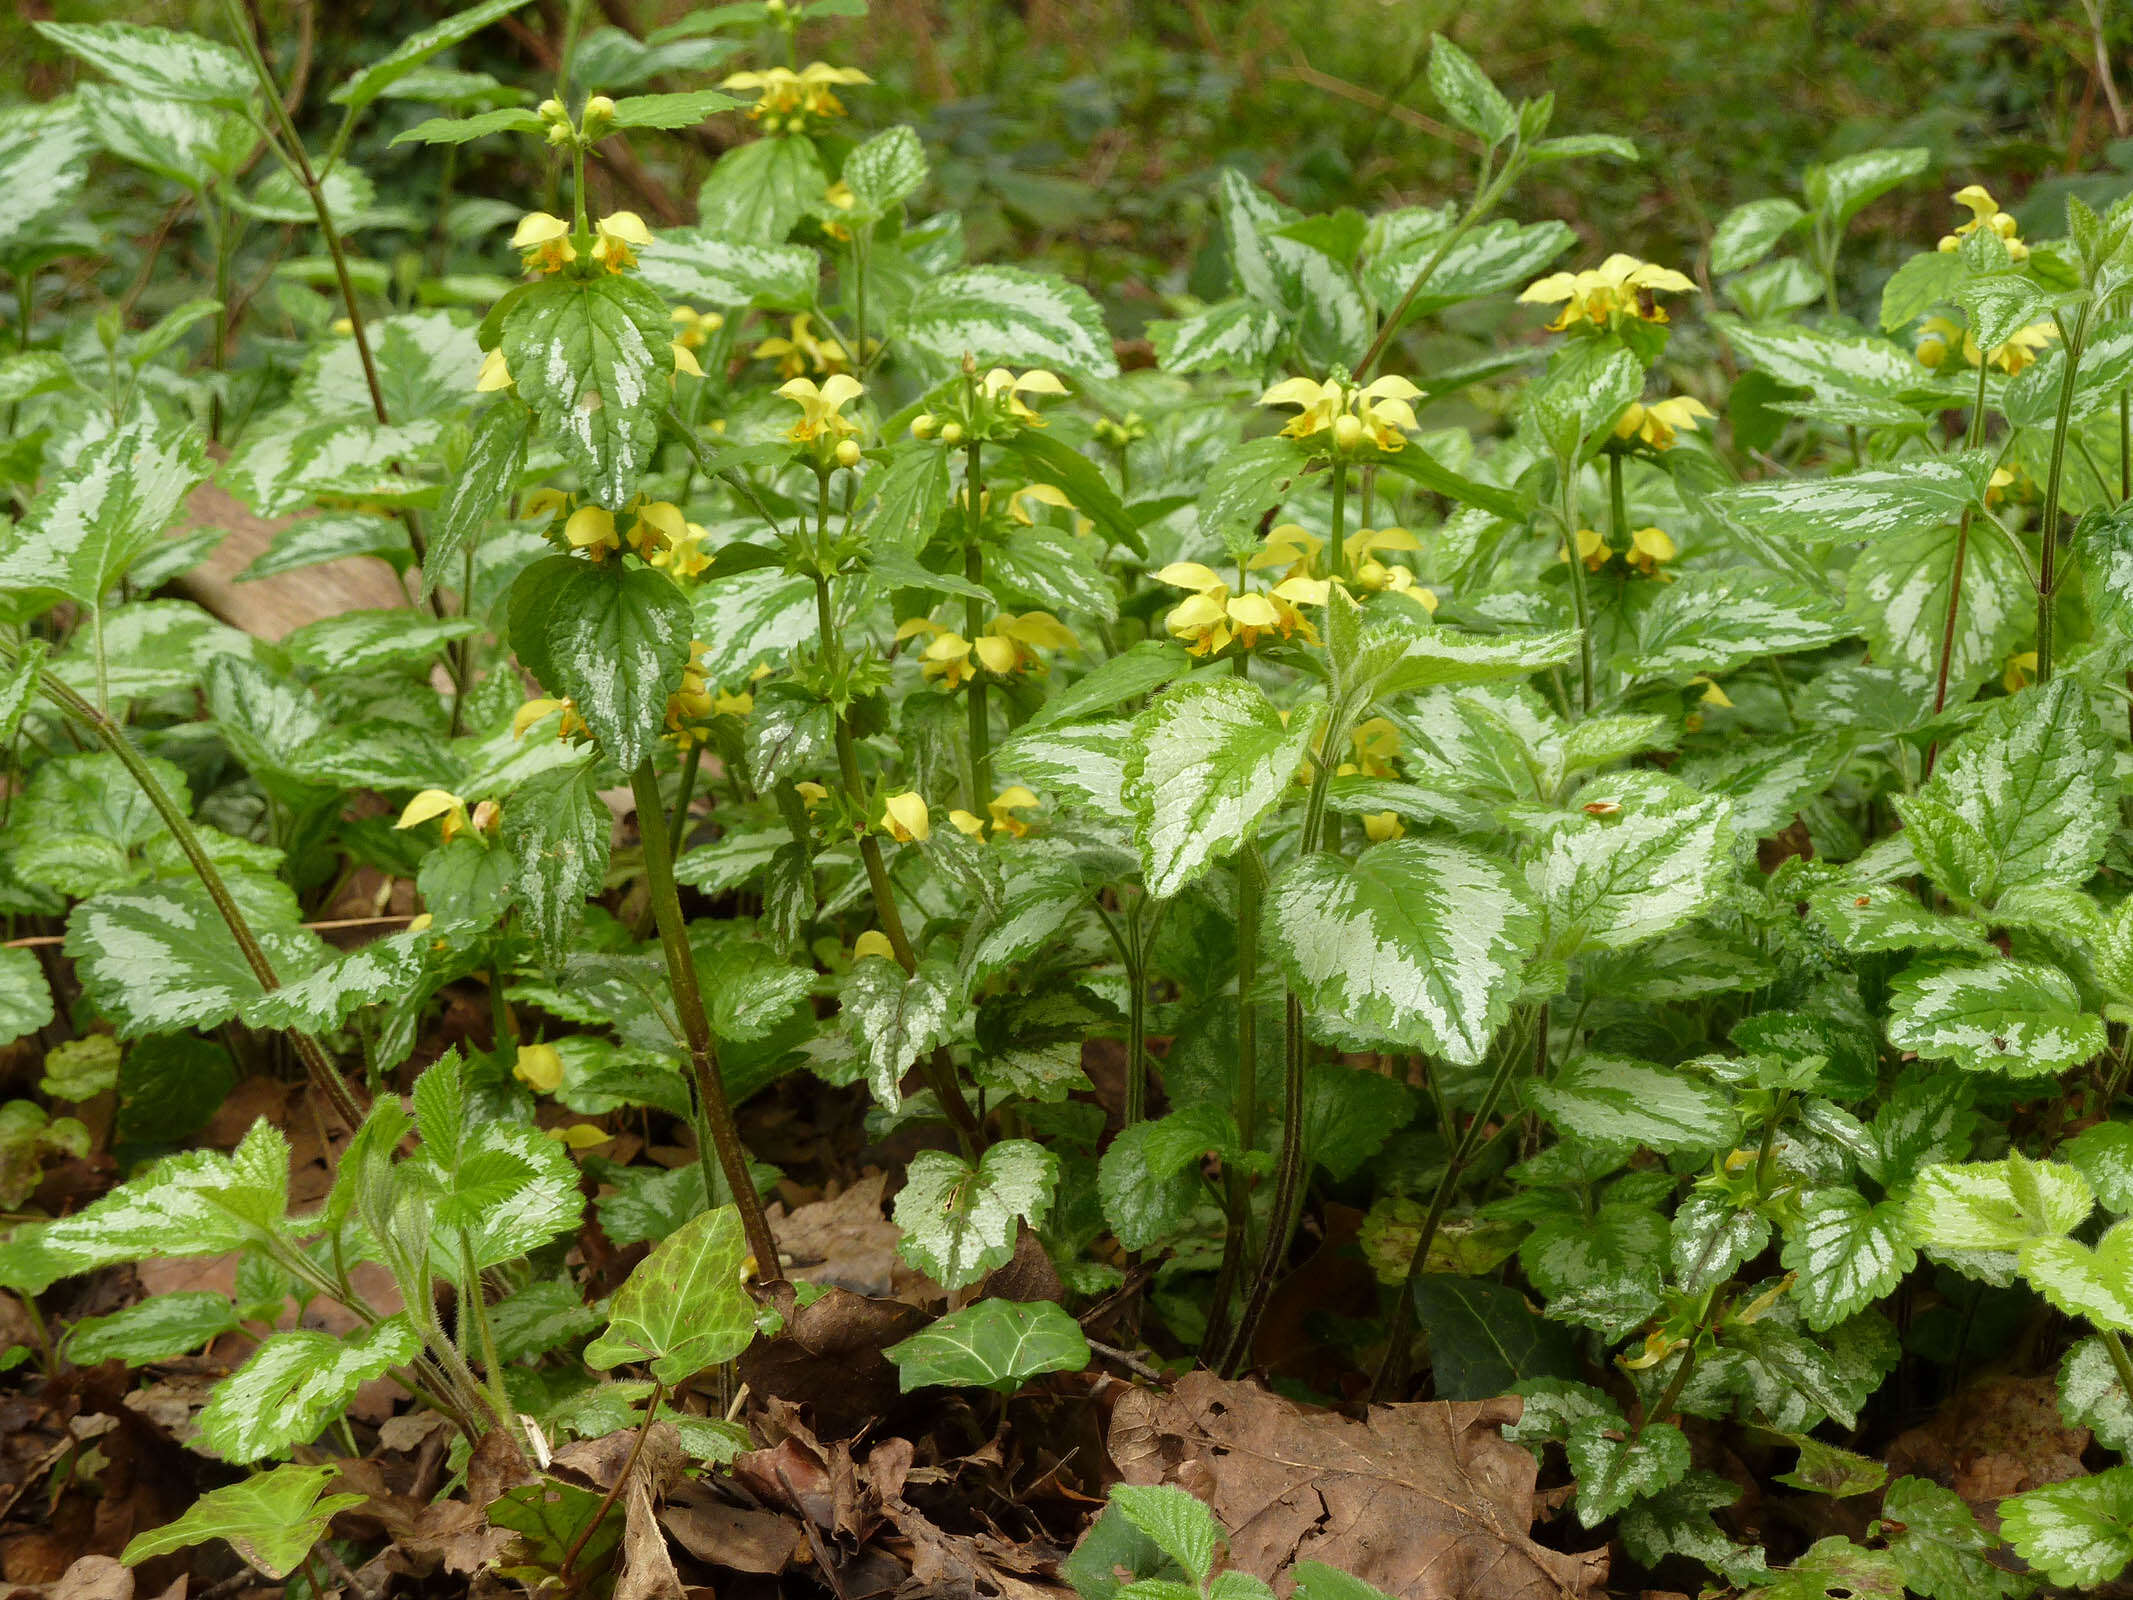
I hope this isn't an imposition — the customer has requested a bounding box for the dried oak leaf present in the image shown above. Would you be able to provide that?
[1109,1372,1607,1600]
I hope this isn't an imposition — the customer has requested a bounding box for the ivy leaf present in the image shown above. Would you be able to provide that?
[1564,1416,1690,1526]
[1876,1475,2032,1600]
[1999,1465,2133,1590]
[1266,838,1535,1065]
[1528,1056,1735,1155]
[507,555,692,770]
[840,957,958,1110]
[198,1315,422,1463]
[499,273,674,506]
[1779,1188,1917,1331]
[1122,679,1321,899]
[892,1140,1056,1290]
[1886,957,2104,1078]
[120,1463,365,1580]
[883,1298,1090,1393]
[1525,774,1734,958]
[897,264,1120,380]
[582,1205,759,1384]
[500,755,613,967]
[62,1291,239,1368]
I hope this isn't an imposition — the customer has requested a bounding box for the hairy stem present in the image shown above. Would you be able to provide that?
[2035,303,2093,684]
[1200,846,1264,1366]
[1357,147,1520,379]
[1930,357,1995,722]
[964,435,990,806]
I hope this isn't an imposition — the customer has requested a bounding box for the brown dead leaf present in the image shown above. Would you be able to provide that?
[660,1494,800,1576]
[739,1288,927,1437]
[1110,1372,1607,1600]
[977,1226,1065,1306]
[41,1556,130,1600]
[615,1477,683,1600]
[879,1497,1074,1600]
[1885,1375,2089,1501]
[769,1174,905,1297]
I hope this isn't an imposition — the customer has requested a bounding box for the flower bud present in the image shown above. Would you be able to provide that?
[939,421,964,446]
[1332,413,1364,453]
[910,413,937,440]
[538,97,567,123]
[581,94,616,135]
[835,438,862,468]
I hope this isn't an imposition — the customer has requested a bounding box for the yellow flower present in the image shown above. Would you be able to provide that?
[1986,466,2017,507]
[754,313,848,378]
[513,697,588,741]
[476,348,513,392]
[1362,811,1405,842]
[778,372,864,442]
[854,930,896,961]
[591,211,654,273]
[626,499,687,558]
[1915,314,2057,375]
[882,791,930,842]
[986,786,1040,838]
[521,488,571,523]
[396,788,471,840]
[2003,650,2039,693]
[672,305,724,351]
[1613,395,1714,451]
[901,612,1072,685]
[511,211,575,274]
[547,1123,612,1151]
[647,519,713,580]
[1258,374,1420,452]
[1913,315,1962,370]
[1008,482,1076,525]
[666,640,716,743]
[1937,184,2028,262]
[1249,523,1325,578]
[978,367,1069,426]
[948,808,986,837]
[407,913,433,933]
[1568,527,1609,571]
[1626,525,1677,577]
[795,781,830,810]
[672,341,705,379]
[1520,253,1696,332]
[1688,675,1732,707]
[513,1042,565,1092]
[721,61,872,124]
[565,505,621,560]
[1155,562,1317,656]
[713,688,753,717]
[1344,527,1437,611]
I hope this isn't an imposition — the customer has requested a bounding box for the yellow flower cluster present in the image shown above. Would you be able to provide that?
[512,697,590,742]
[1937,184,2028,262]
[949,786,1040,839]
[1613,395,1714,451]
[395,788,499,841]
[1259,374,1421,454]
[755,314,852,379]
[779,374,863,444]
[721,62,872,131]
[1248,523,1440,614]
[521,490,712,574]
[1155,561,1320,657]
[1520,253,1696,332]
[1914,315,2056,376]
[898,612,1077,688]
[509,210,654,276]
[1569,525,1676,578]
[665,640,718,745]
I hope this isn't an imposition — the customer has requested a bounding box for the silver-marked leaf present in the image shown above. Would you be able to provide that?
[892,1140,1057,1290]
[507,555,692,770]
[1887,957,2104,1077]
[2020,1221,2133,1333]
[426,401,530,598]
[65,880,326,1039]
[1805,883,1991,956]
[1525,774,1734,958]
[1218,168,1369,370]
[2061,1338,2133,1454]
[1265,837,1535,1064]
[198,1315,420,1462]
[636,229,817,310]
[1366,627,1580,697]
[220,417,442,518]
[0,419,210,609]
[0,948,54,1051]
[35,1119,290,1276]
[1711,449,1992,543]
[582,1205,757,1383]
[997,719,1131,812]
[63,1291,239,1368]
[329,0,533,113]
[242,926,464,1036]
[499,272,674,506]
[695,133,825,244]
[1845,516,2028,693]
[1615,572,1850,680]
[840,124,928,215]
[1715,313,1936,398]
[899,265,1119,380]
[1876,1476,2030,1600]
[1566,1416,1690,1527]
[1098,1105,1237,1252]
[1809,146,1931,227]
[500,756,612,966]
[284,610,479,675]
[1122,679,1320,898]
[120,1464,364,1580]
[1528,1057,1736,1154]
[1999,1466,2133,1591]
[2065,1120,2133,1213]
[841,957,958,1109]
[1710,197,1808,274]
[1780,1188,1916,1331]
[1906,1158,2093,1254]
[1150,298,1281,375]
[34,21,253,106]
[884,1298,1090,1393]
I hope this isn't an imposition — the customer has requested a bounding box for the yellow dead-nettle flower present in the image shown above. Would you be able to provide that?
[591,211,654,273]
[666,640,717,744]
[476,347,513,393]
[625,499,688,559]
[396,788,474,840]
[672,304,724,352]
[521,487,571,523]
[754,313,850,378]
[1249,523,1325,581]
[853,930,896,962]
[2003,650,2039,693]
[1362,811,1405,842]
[1626,525,1677,578]
[513,1042,565,1092]
[647,518,712,580]
[1520,253,1696,332]
[795,781,830,809]
[721,62,872,125]
[949,786,1042,840]
[565,505,622,560]
[1914,314,2057,375]
[1938,184,2028,262]
[822,180,857,241]
[899,612,1074,687]
[778,373,864,442]
[1344,526,1439,613]
[513,697,589,741]
[671,340,705,380]
[882,791,930,842]
[511,211,575,274]
[1156,562,1319,656]
[1689,675,1733,708]
[979,367,1069,427]
[1258,374,1421,453]
[1614,395,1714,451]
[1008,482,1085,529]
[547,1123,612,1151]
[1568,527,1609,572]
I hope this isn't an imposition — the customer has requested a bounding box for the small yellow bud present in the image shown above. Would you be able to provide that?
[835,438,862,468]
[513,1042,565,1092]
[910,413,937,440]
[538,97,567,122]
[854,930,895,961]
[939,421,964,446]
[407,913,434,933]
[1331,413,1364,452]
[584,94,616,121]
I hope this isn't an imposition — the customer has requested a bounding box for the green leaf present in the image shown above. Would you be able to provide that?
[427,401,530,598]
[116,1035,236,1149]
[1714,314,1932,397]
[1098,1106,1237,1251]
[0,948,54,1050]
[842,124,928,214]
[1875,1476,2029,1600]
[0,419,210,609]
[1526,774,1735,958]
[508,555,693,770]
[884,1298,1090,1393]
[1565,1416,1690,1526]
[899,265,1119,380]
[2065,1121,2133,1213]
[199,1315,421,1463]
[1779,1188,1916,1331]
[1218,169,1369,369]
[499,272,675,507]
[1122,678,1321,899]
[1361,626,1580,696]
[840,956,958,1109]
[1614,572,1851,680]
[1711,449,1992,544]
[1711,197,1809,275]
[996,428,1143,555]
[2020,1219,2133,1332]
[34,21,253,106]
[65,880,325,1039]
[1026,641,1192,731]
[1518,1196,1667,1338]
[582,1205,758,1384]
[1880,249,1972,332]
[331,0,533,113]
[1107,1485,1219,1588]
[1808,146,1931,227]
[1150,298,1281,376]
[695,134,826,244]
[36,1119,289,1277]
[390,106,545,146]
[1529,1056,1735,1154]
[62,1291,239,1367]
[892,1140,1056,1290]
[1999,1465,2133,1590]
[1805,882,1992,956]
[1266,838,1535,1065]
[1289,1564,1398,1600]
[1425,33,1515,143]
[1844,515,2027,693]
[606,88,744,128]
[2060,1337,2133,1455]
[1906,1157,2093,1253]
[1887,957,2104,1078]
[502,756,614,966]
[120,1463,364,1579]
[1755,1538,1907,1600]
[284,610,479,674]
[1065,1503,1176,1600]
[1408,1276,1580,1400]
[636,229,817,310]
[1361,214,1574,329]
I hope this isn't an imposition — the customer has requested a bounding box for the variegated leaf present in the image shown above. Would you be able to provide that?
[897,265,1119,380]
[1525,774,1734,958]
[892,1140,1056,1290]
[1712,449,1993,544]
[198,1315,421,1463]
[1528,1056,1736,1154]
[1780,1188,1916,1331]
[1887,956,2104,1077]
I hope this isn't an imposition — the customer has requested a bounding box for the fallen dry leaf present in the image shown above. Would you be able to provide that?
[614,1477,682,1600]
[659,1493,799,1577]
[879,1496,1075,1600]
[1110,1372,1607,1600]
[1884,1375,2089,1502]
[738,1287,927,1437]
[769,1174,906,1297]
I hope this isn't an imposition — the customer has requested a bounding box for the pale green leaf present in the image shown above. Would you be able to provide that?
[582,1205,758,1384]
[120,1464,364,1579]
[198,1315,421,1463]
[892,1140,1056,1290]
[899,265,1119,380]
[1999,1466,2133,1590]
[884,1298,1090,1393]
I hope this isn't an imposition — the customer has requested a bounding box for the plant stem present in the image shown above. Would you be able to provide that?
[963,435,990,806]
[1607,449,1628,549]
[1356,147,1521,379]
[2035,303,2093,684]
[560,1377,664,1583]
[1326,459,1349,585]
[28,663,365,1129]
[2105,1331,2133,1434]
[1630,1341,1700,1445]
[1200,844,1264,1367]
[457,1226,524,1451]
[1368,1004,1544,1400]
[629,759,781,1281]
[667,744,702,863]
[1560,463,1594,715]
